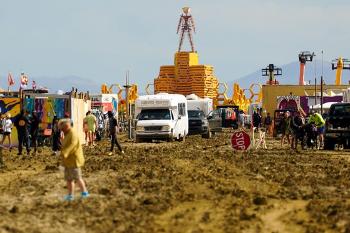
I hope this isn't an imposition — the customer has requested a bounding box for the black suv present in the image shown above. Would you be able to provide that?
[324,103,350,150]
[188,110,212,138]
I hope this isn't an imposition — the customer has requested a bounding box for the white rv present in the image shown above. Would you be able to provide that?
[186,94,213,116]
[135,93,188,142]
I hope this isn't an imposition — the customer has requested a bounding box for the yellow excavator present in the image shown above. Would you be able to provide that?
[101,83,138,114]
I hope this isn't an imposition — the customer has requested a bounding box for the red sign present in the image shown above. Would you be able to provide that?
[231,131,251,151]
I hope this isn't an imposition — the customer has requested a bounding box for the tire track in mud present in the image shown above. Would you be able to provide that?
[1,134,350,232]
[258,200,308,233]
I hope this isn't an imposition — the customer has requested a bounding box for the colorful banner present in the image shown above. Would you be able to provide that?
[0,98,21,146]
[23,97,69,130]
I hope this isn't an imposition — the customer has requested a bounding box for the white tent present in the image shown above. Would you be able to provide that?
[311,102,338,110]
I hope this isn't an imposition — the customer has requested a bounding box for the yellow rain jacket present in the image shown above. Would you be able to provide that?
[61,129,85,168]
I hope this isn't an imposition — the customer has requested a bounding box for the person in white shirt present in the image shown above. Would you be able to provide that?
[1,113,13,150]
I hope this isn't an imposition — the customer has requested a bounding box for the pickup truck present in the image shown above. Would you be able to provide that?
[188,110,212,138]
[324,103,350,150]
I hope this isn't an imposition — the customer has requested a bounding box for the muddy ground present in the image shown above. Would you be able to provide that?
[0,132,350,233]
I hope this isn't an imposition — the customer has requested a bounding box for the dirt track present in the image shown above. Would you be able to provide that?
[1,133,350,233]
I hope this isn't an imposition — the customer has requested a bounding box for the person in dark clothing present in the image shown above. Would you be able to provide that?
[221,109,226,128]
[108,111,124,155]
[291,111,305,150]
[52,116,62,155]
[253,111,262,129]
[30,111,40,154]
[280,112,292,147]
[264,112,272,135]
[14,110,30,155]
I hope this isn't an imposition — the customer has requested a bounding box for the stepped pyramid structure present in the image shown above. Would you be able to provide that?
[154,8,219,99]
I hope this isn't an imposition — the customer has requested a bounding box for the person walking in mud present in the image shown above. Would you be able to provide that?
[14,110,31,156]
[264,112,272,135]
[52,116,62,155]
[59,118,89,201]
[108,111,124,155]
[1,113,13,151]
[83,111,97,147]
[83,112,89,144]
[30,111,40,155]
[253,110,262,129]
[291,111,305,150]
[308,110,325,148]
[280,111,292,147]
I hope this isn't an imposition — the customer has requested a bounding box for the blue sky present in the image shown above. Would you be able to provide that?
[1,0,350,90]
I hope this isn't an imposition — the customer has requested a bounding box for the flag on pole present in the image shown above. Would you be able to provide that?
[32,80,37,90]
[20,73,29,89]
[7,73,14,86]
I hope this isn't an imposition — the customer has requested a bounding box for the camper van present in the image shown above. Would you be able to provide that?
[135,93,188,142]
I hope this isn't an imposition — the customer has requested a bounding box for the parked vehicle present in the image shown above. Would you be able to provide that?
[186,95,214,138]
[324,103,350,150]
[216,105,239,129]
[186,94,213,116]
[135,93,188,142]
[188,110,211,138]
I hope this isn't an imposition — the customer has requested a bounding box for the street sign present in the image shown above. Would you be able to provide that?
[231,130,251,151]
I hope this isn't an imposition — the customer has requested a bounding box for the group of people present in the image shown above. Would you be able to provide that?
[0,109,125,201]
[83,110,124,155]
[0,110,40,155]
[250,110,273,135]
[280,110,325,150]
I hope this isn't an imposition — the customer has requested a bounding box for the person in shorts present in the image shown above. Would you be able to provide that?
[59,118,89,201]
[308,110,326,148]
[83,111,97,146]
[1,113,13,150]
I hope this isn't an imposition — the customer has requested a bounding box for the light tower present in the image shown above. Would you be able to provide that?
[332,57,350,85]
[177,7,196,52]
[298,51,315,85]
[262,64,282,85]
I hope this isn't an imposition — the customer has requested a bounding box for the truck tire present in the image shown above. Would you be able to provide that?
[181,135,186,142]
[324,138,335,150]
[202,130,212,139]
[135,137,143,143]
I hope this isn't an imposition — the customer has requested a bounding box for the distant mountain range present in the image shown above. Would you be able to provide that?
[230,60,340,89]
[0,60,346,95]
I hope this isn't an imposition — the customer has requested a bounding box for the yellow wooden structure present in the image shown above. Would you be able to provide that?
[154,52,218,99]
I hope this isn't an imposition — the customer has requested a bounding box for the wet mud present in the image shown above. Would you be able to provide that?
[0,133,350,233]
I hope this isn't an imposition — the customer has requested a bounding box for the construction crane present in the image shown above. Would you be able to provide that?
[100,83,138,110]
[177,7,196,52]
[298,51,315,85]
[262,64,282,85]
[332,57,350,85]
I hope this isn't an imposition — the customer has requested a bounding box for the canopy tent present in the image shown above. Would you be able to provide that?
[311,102,339,110]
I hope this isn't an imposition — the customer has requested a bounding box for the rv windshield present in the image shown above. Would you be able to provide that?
[138,109,172,120]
